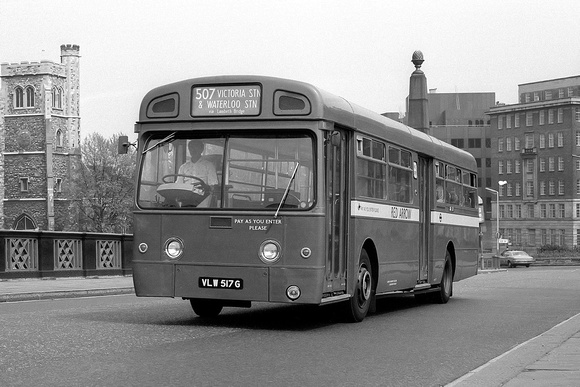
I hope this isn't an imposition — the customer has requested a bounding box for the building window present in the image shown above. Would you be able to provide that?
[559,89,564,98]
[576,160,580,171]
[498,160,504,174]
[507,183,513,196]
[498,138,504,152]
[540,204,547,218]
[549,204,556,218]
[577,179,580,194]
[559,229,565,246]
[576,204,580,218]
[558,108,563,123]
[499,185,505,197]
[548,133,554,148]
[549,181,555,195]
[545,90,552,100]
[540,158,545,172]
[499,205,505,218]
[528,229,536,246]
[516,182,521,196]
[20,177,29,192]
[528,204,535,218]
[515,160,521,173]
[55,130,63,147]
[569,87,574,97]
[525,133,534,148]
[525,93,531,103]
[506,115,511,128]
[25,86,35,107]
[559,180,565,195]
[549,109,554,124]
[52,87,63,109]
[576,108,580,122]
[526,112,533,126]
[559,204,565,218]
[507,204,513,217]
[534,92,539,101]
[540,181,546,196]
[558,157,564,171]
[506,137,512,151]
[486,158,492,168]
[506,160,512,174]
[526,181,534,197]
[576,131,580,146]
[14,86,24,108]
[514,137,520,151]
[13,214,37,230]
[539,110,545,125]
[549,157,555,172]
[541,229,547,245]
[498,116,503,130]
[468,138,481,148]
[539,134,545,149]
[526,159,534,173]
[515,114,520,127]
[516,204,522,218]
[558,132,564,147]
[486,138,491,148]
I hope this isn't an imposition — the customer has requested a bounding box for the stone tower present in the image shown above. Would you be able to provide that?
[0,44,81,230]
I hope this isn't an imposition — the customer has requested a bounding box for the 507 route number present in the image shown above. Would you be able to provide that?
[199,277,243,289]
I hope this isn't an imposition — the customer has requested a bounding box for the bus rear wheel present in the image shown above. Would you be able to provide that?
[346,251,373,322]
[433,253,453,304]
[189,299,223,318]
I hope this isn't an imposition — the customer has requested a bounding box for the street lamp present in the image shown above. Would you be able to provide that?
[486,181,507,256]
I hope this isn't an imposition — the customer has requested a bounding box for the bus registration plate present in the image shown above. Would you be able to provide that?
[199,277,243,289]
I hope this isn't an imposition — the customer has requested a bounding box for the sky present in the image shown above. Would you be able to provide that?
[1,0,579,141]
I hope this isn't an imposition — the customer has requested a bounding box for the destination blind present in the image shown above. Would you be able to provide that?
[192,85,261,116]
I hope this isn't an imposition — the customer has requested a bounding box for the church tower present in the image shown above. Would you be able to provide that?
[0,44,81,230]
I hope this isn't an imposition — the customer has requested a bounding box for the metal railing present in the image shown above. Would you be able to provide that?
[1,230,132,279]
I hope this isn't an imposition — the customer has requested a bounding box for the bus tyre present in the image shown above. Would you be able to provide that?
[190,299,223,318]
[347,251,373,322]
[434,254,453,304]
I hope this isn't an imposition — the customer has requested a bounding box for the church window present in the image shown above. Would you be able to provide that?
[25,86,35,107]
[14,86,24,108]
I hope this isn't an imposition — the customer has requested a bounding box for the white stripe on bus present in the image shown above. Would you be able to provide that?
[431,211,480,228]
[351,201,419,222]
[351,200,479,228]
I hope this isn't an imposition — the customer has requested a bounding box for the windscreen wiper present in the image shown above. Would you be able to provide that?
[275,163,300,218]
[142,132,176,154]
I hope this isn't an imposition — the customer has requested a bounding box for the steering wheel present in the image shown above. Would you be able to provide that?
[161,174,210,191]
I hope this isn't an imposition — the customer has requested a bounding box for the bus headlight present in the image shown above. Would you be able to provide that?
[286,285,301,300]
[259,240,281,263]
[164,237,184,259]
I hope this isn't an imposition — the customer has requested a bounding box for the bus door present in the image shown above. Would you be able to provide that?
[324,129,347,294]
[418,156,430,281]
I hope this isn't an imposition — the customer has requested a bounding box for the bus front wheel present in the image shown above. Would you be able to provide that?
[346,251,373,322]
[189,299,223,318]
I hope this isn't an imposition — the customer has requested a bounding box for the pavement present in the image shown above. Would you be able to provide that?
[0,274,579,386]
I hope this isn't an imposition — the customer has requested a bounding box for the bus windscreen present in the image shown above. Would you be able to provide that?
[138,133,314,210]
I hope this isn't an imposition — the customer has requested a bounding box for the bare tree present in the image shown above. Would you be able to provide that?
[71,133,136,233]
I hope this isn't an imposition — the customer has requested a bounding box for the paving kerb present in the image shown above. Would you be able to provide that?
[0,276,134,302]
[447,312,580,387]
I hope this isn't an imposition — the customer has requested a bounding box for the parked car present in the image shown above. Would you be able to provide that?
[496,250,535,268]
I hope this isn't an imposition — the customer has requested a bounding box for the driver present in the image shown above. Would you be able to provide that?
[177,140,218,187]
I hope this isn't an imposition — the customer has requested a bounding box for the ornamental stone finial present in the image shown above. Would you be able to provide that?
[412,50,424,70]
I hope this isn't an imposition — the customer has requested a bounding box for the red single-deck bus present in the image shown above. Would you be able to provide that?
[126,75,479,322]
